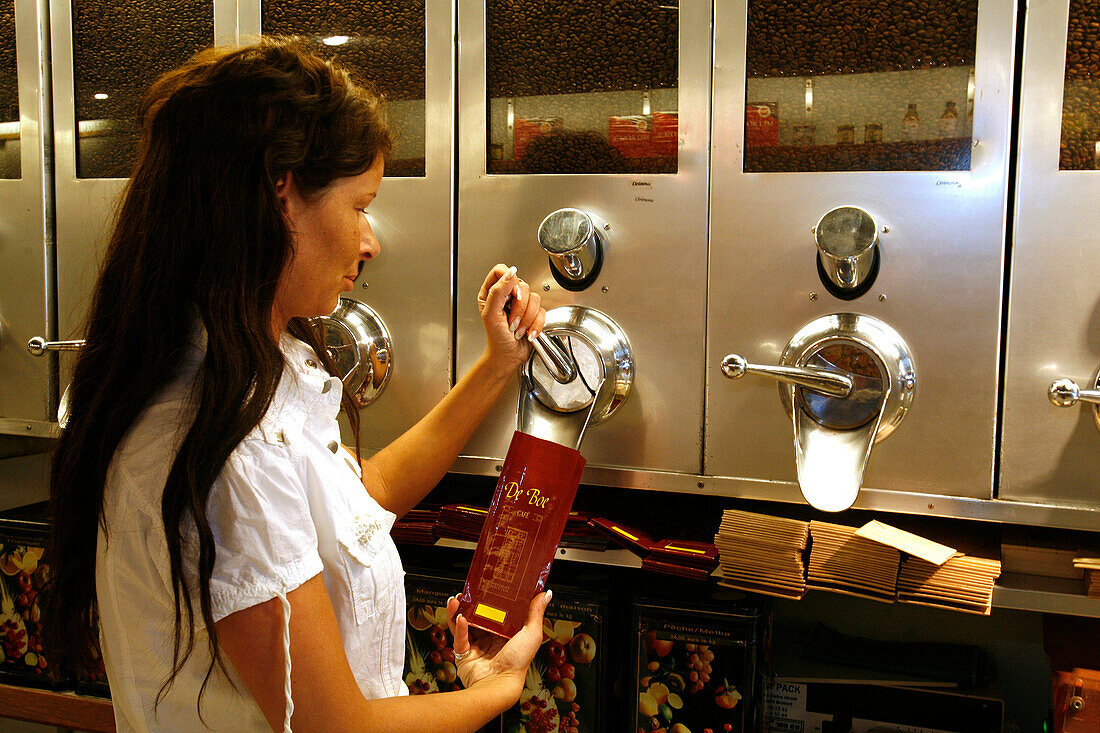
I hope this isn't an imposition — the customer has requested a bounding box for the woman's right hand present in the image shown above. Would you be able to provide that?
[445,591,551,696]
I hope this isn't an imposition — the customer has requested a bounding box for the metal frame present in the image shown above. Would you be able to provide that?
[0,0,53,432]
[454,0,714,474]
[1001,0,1100,510]
[704,0,1017,501]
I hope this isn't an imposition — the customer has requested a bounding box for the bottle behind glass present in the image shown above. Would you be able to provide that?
[939,101,959,138]
[902,103,920,140]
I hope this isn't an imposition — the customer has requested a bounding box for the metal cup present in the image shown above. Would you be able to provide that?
[814,206,878,291]
[537,208,603,288]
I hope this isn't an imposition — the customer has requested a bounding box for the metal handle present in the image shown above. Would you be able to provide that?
[1048,378,1100,408]
[533,332,578,384]
[27,337,85,356]
[721,353,852,398]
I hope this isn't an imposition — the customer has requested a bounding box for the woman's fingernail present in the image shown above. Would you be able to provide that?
[527,330,538,342]
[504,266,516,280]
[515,325,528,340]
[509,317,520,333]
[546,589,553,602]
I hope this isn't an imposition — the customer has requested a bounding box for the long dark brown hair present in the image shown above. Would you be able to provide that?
[44,37,392,707]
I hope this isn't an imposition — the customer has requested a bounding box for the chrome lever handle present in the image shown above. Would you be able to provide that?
[532,332,578,384]
[1048,378,1100,407]
[27,337,85,356]
[721,353,853,398]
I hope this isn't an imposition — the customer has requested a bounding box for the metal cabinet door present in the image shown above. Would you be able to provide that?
[1001,0,1100,511]
[241,0,454,451]
[454,0,712,478]
[0,0,53,438]
[51,0,220,401]
[706,0,1016,507]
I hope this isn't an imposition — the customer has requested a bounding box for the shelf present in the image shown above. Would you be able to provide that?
[429,539,1100,619]
[992,572,1100,619]
[435,538,642,569]
[0,683,114,731]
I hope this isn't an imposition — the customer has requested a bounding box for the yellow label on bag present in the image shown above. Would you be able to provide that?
[475,603,507,623]
[664,545,706,554]
[612,526,640,542]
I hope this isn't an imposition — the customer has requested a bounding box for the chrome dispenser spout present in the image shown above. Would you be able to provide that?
[532,332,578,384]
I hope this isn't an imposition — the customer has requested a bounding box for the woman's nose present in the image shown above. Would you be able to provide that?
[361,218,380,260]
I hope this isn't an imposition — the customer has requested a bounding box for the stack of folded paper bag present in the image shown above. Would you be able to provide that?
[391,505,440,545]
[587,516,718,580]
[713,508,809,600]
[1074,557,1100,599]
[807,520,900,602]
[896,540,1002,615]
[436,503,488,542]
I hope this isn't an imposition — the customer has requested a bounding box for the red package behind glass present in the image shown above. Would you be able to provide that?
[458,431,586,638]
[609,115,654,158]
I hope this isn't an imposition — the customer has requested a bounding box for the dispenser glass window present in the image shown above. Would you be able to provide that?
[744,0,977,173]
[262,0,426,177]
[485,0,678,175]
[1060,0,1100,170]
[0,0,17,179]
[72,0,212,179]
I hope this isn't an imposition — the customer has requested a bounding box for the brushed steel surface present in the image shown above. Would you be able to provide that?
[1002,0,1100,509]
[241,0,454,452]
[705,0,1016,500]
[0,0,52,431]
[455,0,712,474]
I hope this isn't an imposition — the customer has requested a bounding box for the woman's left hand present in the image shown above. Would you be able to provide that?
[477,264,546,370]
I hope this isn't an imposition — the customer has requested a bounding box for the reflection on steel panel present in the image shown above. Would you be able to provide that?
[744,0,977,172]
[262,0,426,177]
[72,0,213,179]
[485,0,678,175]
[0,0,18,178]
[1059,0,1100,170]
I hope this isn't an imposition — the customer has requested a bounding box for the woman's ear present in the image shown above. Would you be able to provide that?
[274,170,298,217]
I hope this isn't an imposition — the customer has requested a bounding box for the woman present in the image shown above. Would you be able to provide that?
[46,38,548,732]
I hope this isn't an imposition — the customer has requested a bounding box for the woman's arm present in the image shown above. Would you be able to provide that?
[215,573,550,733]
[357,265,545,518]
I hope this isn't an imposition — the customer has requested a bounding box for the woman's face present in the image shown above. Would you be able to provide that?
[273,153,385,329]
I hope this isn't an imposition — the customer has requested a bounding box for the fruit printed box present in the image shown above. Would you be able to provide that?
[0,502,69,690]
[503,588,605,733]
[632,600,768,733]
[404,572,468,697]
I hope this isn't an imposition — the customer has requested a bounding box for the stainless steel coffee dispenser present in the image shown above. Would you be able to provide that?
[454,0,711,476]
[1001,0,1100,511]
[720,314,915,512]
[705,0,1016,508]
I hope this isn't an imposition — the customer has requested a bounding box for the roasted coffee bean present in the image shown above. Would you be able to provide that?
[72,0,213,178]
[0,2,16,126]
[744,139,971,173]
[746,0,977,79]
[486,0,677,99]
[262,0,425,102]
[1061,0,1100,169]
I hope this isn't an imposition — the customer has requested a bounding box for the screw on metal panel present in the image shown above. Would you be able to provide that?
[878,294,887,302]
[928,503,934,510]
[882,226,889,233]
[603,223,611,230]
[809,293,818,301]
[560,548,567,555]
[361,282,369,289]
[495,465,502,472]
[602,286,609,293]
[543,284,551,291]
[697,481,705,488]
